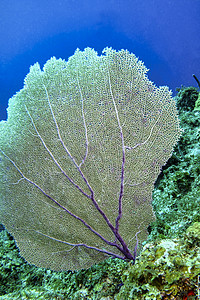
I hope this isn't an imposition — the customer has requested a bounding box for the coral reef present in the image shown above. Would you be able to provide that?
[176,86,198,112]
[0,86,199,299]
[150,87,200,240]
[0,228,128,299]
[117,222,200,299]
[194,92,200,111]
[0,223,199,299]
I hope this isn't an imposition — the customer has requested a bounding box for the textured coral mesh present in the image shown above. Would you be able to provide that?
[0,48,181,270]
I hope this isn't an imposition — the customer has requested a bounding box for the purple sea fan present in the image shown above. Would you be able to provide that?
[0,48,181,270]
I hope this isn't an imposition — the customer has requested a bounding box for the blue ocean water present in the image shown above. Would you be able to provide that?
[0,0,200,121]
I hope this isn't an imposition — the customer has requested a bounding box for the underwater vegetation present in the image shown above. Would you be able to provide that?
[0,84,200,298]
[0,222,199,299]
[0,48,181,270]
